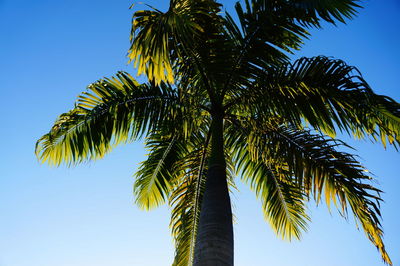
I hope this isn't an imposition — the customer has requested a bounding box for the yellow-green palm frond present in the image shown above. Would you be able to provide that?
[128,0,221,85]
[133,98,209,210]
[35,72,178,166]
[169,125,237,266]
[230,56,400,148]
[226,120,310,241]
[238,151,310,241]
[226,115,391,264]
[255,124,392,265]
[134,132,185,210]
[170,130,211,266]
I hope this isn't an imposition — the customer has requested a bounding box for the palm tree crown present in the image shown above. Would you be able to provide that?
[36,0,399,265]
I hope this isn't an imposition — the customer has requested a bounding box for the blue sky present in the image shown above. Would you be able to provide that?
[0,0,399,265]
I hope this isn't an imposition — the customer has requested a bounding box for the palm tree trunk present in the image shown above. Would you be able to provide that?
[193,112,234,266]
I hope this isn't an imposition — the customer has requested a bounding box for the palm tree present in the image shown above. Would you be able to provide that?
[36,0,399,265]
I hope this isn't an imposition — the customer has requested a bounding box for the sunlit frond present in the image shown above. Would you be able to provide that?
[232,56,400,147]
[35,72,177,166]
[226,120,310,240]
[134,90,210,210]
[170,125,238,266]
[239,155,310,241]
[128,0,221,84]
[251,121,391,264]
[134,132,184,210]
[170,130,210,266]
[226,115,392,264]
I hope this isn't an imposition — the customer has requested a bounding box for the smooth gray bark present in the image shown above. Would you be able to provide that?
[193,113,234,266]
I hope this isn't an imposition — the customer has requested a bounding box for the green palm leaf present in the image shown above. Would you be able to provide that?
[128,0,221,84]
[170,130,210,266]
[226,119,310,240]
[221,0,361,96]
[170,127,237,266]
[284,0,361,26]
[226,115,391,264]
[255,122,391,264]
[238,151,310,241]
[134,132,182,210]
[230,56,400,147]
[133,107,210,211]
[35,72,177,166]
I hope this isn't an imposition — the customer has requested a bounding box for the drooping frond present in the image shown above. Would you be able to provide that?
[239,153,310,241]
[134,132,185,210]
[170,130,211,266]
[276,127,391,264]
[230,56,400,147]
[226,119,310,241]
[240,118,391,264]
[169,124,238,266]
[134,94,210,211]
[230,0,308,55]
[35,72,177,166]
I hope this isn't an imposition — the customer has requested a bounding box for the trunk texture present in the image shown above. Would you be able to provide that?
[193,113,234,266]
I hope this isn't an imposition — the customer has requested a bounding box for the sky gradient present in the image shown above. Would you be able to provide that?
[0,0,399,265]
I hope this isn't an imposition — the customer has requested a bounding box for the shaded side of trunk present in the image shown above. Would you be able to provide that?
[193,113,233,266]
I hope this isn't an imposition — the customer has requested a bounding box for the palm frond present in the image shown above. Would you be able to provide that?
[170,130,211,266]
[35,72,177,166]
[221,0,361,97]
[221,0,301,95]
[134,93,210,210]
[170,121,238,266]
[232,0,309,53]
[239,153,310,241]
[285,0,361,26]
[134,132,184,210]
[226,115,391,264]
[226,119,310,241]
[250,121,392,264]
[230,56,400,148]
[128,0,221,84]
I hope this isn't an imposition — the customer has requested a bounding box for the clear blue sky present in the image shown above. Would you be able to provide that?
[0,0,399,265]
